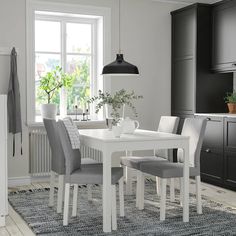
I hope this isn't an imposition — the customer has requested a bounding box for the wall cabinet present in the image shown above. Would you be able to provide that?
[171,4,233,116]
[212,0,236,72]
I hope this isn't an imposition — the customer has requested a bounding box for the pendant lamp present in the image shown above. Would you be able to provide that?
[102,0,139,76]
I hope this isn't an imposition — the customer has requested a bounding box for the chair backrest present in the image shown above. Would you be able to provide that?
[155,116,180,159]
[57,120,81,175]
[43,119,65,175]
[157,116,180,134]
[177,118,207,170]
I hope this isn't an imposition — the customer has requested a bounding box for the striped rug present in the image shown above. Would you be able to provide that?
[8,181,236,235]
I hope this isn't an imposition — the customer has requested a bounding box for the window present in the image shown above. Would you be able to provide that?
[26,1,111,123]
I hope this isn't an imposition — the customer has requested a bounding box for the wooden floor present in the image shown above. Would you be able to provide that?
[1,180,236,236]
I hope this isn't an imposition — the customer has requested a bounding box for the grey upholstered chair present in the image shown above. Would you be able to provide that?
[43,118,99,213]
[57,120,124,229]
[138,118,207,220]
[120,116,180,203]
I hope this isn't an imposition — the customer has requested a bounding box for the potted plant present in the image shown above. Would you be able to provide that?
[39,66,75,119]
[224,90,236,114]
[89,89,143,135]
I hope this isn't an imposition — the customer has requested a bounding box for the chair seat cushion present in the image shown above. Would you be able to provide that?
[140,161,199,178]
[120,156,167,170]
[65,166,123,185]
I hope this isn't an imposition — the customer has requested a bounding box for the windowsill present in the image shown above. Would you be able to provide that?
[27,119,107,129]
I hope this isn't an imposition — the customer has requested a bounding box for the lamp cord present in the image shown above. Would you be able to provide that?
[118,0,121,54]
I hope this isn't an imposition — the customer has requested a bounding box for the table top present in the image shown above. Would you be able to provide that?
[79,129,189,143]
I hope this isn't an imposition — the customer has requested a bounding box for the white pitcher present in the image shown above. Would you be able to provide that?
[121,117,139,134]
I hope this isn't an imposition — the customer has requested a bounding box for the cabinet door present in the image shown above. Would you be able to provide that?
[212,1,236,71]
[200,148,224,185]
[224,118,236,190]
[172,8,196,59]
[224,151,236,190]
[195,116,224,184]
[172,59,195,114]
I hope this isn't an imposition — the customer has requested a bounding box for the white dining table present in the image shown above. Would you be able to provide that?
[79,128,190,233]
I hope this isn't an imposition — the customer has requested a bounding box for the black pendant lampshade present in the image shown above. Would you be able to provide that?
[102,54,139,75]
[101,0,139,76]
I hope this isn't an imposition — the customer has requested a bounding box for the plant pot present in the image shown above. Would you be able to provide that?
[41,104,57,119]
[112,125,122,138]
[227,103,236,114]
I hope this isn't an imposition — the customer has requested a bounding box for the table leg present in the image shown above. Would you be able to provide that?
[183,142,189,222]
[125,150,133,195]
[103,149,112,232]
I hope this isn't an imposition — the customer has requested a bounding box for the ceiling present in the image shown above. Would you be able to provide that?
[153,0,221,4]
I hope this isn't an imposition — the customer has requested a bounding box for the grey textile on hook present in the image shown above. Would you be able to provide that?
[7,47,22,156]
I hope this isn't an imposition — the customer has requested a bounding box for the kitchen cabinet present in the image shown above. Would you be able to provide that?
[171,4,233,116]
[195,114,236,191]
[196,115,224,185]
[212,0,236,72]
[224,118,236,189]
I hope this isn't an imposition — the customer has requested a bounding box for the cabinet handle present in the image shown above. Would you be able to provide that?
[206,117,211,121]
[205,148,211,153]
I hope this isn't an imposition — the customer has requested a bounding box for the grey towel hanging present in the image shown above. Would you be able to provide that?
[7,47,23,156]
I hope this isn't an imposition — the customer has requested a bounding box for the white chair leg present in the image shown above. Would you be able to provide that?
[137,171,144,210]
[72,184,78,217]
[111,185,117,231]
[125,167,133,195]
[49,171,55,207]
[63,183,70,226]
[119,177,125,217]
[160,178,167,221]
[196,175,202,214]
[179,177,183,206]
[156,176,161,196]
[57,175,64,213]
[170,178,175,202]
[87,185,92,201]
[136,174,140,208]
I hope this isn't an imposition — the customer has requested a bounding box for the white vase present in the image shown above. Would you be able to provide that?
[41,104,57,119]
[112,125,122,138]
[105,104,125,130]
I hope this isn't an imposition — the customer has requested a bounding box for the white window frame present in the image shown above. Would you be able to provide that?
[26,0,111,124]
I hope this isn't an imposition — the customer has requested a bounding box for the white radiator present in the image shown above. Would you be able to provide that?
[29,127,102,176]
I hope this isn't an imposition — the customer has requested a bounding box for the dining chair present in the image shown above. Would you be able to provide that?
[138,118,207,220]
[57,120,125,229]
[120,116,179,204]
[43,118,99,213]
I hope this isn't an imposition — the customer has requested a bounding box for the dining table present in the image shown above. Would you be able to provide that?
[79,128,190,233]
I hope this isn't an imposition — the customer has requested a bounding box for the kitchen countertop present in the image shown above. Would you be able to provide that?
[195,113,236,118]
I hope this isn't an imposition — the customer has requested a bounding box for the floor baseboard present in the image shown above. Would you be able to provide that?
[8,176,31,187]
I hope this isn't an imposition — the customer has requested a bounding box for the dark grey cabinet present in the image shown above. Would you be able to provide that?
[224,118,236,189]
[197,116,224,185]
[212,0,236,72]
[195,115,236,191]
[171,4,233,116]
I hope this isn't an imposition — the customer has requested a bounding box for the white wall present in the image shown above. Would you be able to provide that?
[0,0,183,178]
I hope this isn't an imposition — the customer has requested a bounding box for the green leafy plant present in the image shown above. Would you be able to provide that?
[89,89,143,125]
[224,90,236,103]
[39,66,75,104]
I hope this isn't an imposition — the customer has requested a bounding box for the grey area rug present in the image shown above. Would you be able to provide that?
[8,181,236,236]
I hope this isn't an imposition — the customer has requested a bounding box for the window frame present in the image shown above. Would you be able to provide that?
[35,14,96,117]
[26,0,111,124]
